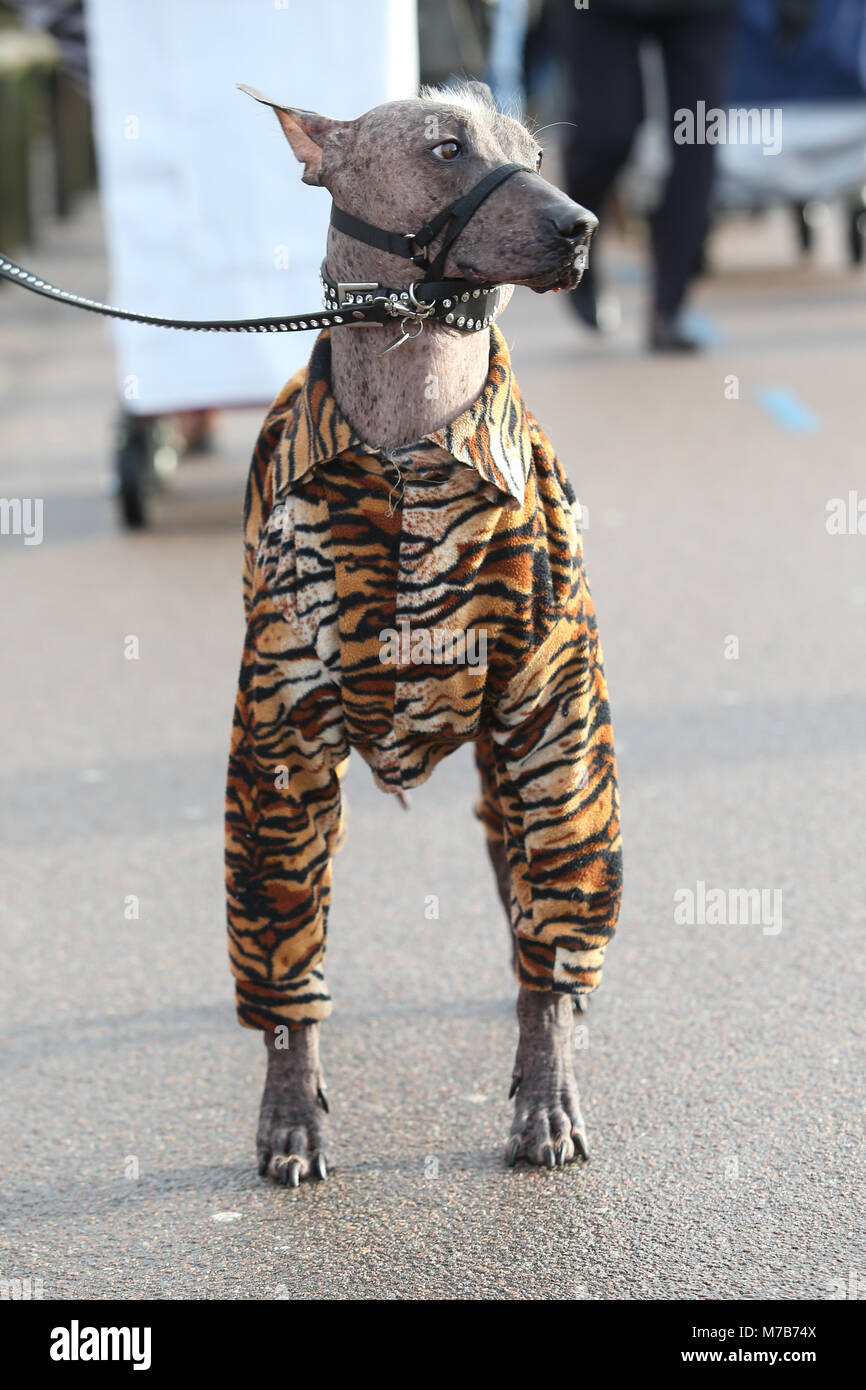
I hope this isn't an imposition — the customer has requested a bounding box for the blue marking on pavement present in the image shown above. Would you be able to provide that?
[754,386,821,433]
[679,309,722,347]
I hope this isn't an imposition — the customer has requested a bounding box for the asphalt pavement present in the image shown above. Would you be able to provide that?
[0,198,864,1300]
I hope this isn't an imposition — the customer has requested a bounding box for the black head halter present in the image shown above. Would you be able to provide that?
[329,162,528,284]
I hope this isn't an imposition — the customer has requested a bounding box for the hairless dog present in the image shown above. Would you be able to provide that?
[229,81,622,1184]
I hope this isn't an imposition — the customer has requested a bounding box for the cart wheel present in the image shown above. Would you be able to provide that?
[794,202,813,256]
[848,205,866,266]
[115,413,157,528]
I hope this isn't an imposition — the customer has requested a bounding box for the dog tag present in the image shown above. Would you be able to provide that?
[378,317,425,357]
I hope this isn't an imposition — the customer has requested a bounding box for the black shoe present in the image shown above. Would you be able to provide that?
[649,312,702,353]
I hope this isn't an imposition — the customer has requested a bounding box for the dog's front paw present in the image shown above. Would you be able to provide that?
[257,1026,330,1186]
[505,1081,589,1168]
[504,987,590,1169]
[259,1114,329,1187]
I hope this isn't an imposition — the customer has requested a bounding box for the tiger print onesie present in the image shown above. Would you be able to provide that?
[225,325,622,1031]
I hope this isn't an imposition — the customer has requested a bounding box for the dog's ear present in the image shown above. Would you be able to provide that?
[464,79,497,110]
[237,84,348,185]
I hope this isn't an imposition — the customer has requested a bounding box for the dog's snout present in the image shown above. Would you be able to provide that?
[555,205,598,243]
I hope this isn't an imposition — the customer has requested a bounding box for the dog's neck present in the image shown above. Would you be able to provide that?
[325,230,493,451]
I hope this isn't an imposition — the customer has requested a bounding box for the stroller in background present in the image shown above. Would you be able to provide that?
[715,0,866,264]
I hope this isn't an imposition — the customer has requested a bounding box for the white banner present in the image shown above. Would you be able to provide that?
[85,0,418,413]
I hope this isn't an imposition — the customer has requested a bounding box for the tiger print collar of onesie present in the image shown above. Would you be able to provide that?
[267,323,532,508]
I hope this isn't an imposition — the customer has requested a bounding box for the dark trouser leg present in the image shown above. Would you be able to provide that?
[554,7,645,226]
[652,12,735,317]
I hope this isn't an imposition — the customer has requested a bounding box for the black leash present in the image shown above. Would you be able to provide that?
[0,253,353,334]
[0,252,509,354]
[0,161,530,350]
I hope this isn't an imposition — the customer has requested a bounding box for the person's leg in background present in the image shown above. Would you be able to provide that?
[553,2,646,328]
[651,9,736,350]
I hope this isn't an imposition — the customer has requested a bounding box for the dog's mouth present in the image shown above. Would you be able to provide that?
[457,243,589,296]
[523,258,584,294]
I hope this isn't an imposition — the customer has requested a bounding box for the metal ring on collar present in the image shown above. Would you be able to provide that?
[406,281,436,316]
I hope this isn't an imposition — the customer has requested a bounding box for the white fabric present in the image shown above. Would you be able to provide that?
[85,0,418,413]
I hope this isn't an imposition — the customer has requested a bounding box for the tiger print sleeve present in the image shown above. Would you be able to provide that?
[240,369,307,614]
[226,380,346,1032]
[486,431,623,997]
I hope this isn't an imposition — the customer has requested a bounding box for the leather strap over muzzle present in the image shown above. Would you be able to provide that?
[330,161,529,282]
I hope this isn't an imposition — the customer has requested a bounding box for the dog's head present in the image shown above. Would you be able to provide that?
[239,81,596,293]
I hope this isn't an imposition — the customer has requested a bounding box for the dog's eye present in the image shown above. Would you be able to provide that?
[535,150,543,173]
[432,139,462,161]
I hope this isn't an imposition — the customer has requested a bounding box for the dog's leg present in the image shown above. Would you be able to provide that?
[485,836,517,970]
[505,986,589,1168]
[257,1026,329,1186]
[475,732,519,969]
[487,834,590,1014]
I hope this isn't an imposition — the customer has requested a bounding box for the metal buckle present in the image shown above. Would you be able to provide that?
[405,233,428,269]
[336,281,379,307]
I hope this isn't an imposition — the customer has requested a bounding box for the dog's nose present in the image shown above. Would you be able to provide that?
[556,205,598,243]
